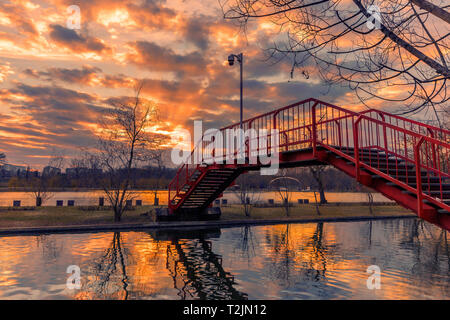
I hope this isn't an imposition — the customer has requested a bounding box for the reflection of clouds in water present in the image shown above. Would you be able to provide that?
[0,219,448,299]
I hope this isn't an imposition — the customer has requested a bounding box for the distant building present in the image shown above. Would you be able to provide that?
[66,167,87,177]
[66,167,102,178]
[0,164,27,176]
[43,166,61,176]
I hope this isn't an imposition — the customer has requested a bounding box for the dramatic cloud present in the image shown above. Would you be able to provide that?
[0,83,107,163]
[182,17,211,51]
[126,41,208,76]
[22,65,135,88]
[0,2,39,36]
[0,0,353,168]
[49,24,111,54]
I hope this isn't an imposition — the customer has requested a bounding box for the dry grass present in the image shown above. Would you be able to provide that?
[220,204,413,220]
[0,206,156,228]
[0,203,413,229]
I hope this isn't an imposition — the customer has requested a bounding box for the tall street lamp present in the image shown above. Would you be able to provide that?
[228,53,243,153]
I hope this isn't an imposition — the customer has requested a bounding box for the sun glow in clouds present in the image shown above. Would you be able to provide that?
[0,63,14,82]
[98,9,135,27]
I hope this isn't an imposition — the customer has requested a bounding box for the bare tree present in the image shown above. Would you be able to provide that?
[92,83,167,222]
[69,152,103,188]
[270,171,300,216]
[149,152,165,206]
[312,190,321,215]
[309,165,328,204]
[0,153,6,165]
[367,191,374,214]
[222,0,450,121]
[24,152,64,206]
[231,173,260,217]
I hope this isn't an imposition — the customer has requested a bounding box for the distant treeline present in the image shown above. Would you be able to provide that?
[2,166,178,190]
[2,165,366,192]
[235,167,366,192]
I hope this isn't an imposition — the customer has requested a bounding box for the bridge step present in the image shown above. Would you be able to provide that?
[378,168,428,175]
[176,168,239,210]
[395,176,447,183]
[346,160,416,169]
[402,190,450,198]
[362,161,416,168]
[341,149,449,220]
[387,182,450,190]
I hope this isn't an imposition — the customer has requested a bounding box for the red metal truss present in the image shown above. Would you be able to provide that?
[168,98,450,231]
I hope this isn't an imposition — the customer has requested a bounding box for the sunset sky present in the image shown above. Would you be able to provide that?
[0,0,444,169]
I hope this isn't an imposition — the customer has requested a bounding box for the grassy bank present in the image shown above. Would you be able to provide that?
[0,203,413,229]
[0,206,155,228]
[221,204,412,220]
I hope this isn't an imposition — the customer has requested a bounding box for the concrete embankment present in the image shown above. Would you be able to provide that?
[0,214,416,237]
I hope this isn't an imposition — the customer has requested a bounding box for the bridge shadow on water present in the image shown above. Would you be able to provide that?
[152,228,248,300]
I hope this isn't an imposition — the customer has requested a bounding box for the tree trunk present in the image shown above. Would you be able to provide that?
[284,198,290,217]
[313,191,321,216]
[311,167,327,204]
[114,208,122,222]
[410,0,450,24]
[244,205,251,217]
[319,186,327,204]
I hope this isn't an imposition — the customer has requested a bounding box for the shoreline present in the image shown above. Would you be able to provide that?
[0,213,416,237]
[0,203,415,236]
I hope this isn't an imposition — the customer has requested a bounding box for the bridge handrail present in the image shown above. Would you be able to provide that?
[169,98,325,206]
[318,111,450,215]
[169,97,449,213]
[360,109,450,139]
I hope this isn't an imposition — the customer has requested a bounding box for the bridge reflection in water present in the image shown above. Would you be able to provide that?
[154,229,248,300]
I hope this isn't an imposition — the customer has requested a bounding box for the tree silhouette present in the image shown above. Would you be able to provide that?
[222,0,449,121]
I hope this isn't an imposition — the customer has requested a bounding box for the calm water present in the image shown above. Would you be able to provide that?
[0,190,392,206]
[0,218,448,300]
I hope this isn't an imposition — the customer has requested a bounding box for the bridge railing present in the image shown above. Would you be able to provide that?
[360,109,450,144]
[313,101,449,215]
[350,115,450,215]
[169,98,320,208]
[169,97,449,214]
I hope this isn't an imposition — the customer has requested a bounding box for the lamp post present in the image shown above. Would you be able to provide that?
[228,53,244,154]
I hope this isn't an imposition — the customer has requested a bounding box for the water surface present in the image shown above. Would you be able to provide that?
[0,218,448,299]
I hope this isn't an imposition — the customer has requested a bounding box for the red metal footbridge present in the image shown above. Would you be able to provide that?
[168,98,450,231]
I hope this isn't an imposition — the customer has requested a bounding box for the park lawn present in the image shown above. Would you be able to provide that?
[0,206,156,228]
[0,204,414,229]
[220,204,413,220]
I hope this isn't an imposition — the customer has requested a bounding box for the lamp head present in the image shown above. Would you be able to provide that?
[228,54,235,66]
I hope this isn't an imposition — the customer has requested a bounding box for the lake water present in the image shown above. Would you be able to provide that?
[0,218,448,300]
[0,190,393,206]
